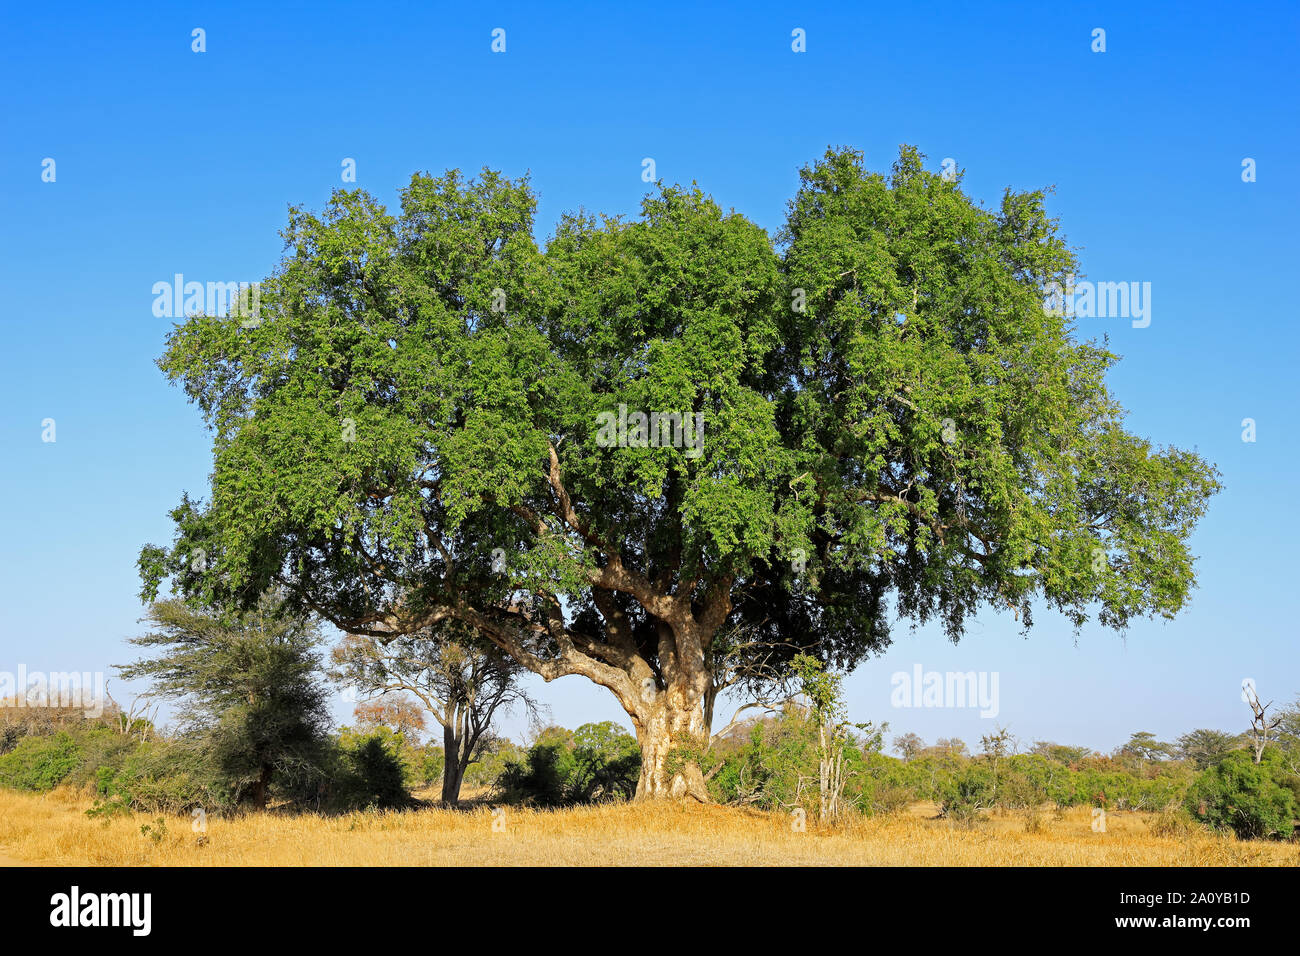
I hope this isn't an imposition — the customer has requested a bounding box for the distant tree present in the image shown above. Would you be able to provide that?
[530,724,576,749]
[1117,731,1176,765]
[353,694,427,742]
[934,737,969,757]
[1030,741,1093,764]
[330,625,536,806]
[1175,729,1241,770]
[117,595,331,809]
[1275,698,1300,775]
[979,727,1015,758]
[893,733,925,762]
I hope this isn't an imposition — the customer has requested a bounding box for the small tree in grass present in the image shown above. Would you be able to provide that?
[789,653,883,823]
[330,624,536,806]
[118,595,331,809]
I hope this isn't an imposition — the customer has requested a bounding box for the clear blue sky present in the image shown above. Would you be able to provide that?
[2,1,1296,753]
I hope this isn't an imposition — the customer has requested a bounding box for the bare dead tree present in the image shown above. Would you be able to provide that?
[105,685,158,743]
[1243,683,1283,764]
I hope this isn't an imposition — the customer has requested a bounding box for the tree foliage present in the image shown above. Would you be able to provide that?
[1185,749,1297,840]
[138,147,1221,798]
[1175,728,1241,770]
[117,596,332,808]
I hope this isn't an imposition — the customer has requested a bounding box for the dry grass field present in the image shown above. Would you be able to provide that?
[1,788,1296,866]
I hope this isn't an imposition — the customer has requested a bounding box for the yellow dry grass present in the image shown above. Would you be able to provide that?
[0,787,1295,866]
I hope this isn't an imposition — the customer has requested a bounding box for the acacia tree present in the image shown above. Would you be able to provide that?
[330,626,534,806]
[1117,730,1176,765]
[138,147,1220,801]
[119,596,331,809]
[1175,729,1240,769]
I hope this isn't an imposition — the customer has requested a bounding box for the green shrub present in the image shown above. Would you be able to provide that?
[497,743,576,806]
[862,780,913,815]
[96,739,227,814]
[1185,750,1297,840]
[85,796,134,824]
[0,731,81,791]
[496,723,640,806]
[66,727,140,789]
[939,765,996,823]
[464,738,524,791]
[139,817,168,845]
[707,711,819,812]
[329,730,416,810]
[570,722,640,802]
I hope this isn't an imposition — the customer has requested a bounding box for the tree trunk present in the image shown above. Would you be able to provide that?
[249,763,272,809]
[441,725,465,807]
[629,687,711,802]
[476,579,729,804]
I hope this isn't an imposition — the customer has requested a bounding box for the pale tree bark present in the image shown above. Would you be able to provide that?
[627,660,713,801]
[1244,686,1282,765]
[425,520,734,801]
[459,589,725,802]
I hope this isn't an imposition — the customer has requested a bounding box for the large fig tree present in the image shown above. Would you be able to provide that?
[139,147,1220,800]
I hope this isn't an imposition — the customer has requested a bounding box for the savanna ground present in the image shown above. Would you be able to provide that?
[1,787,1295,867]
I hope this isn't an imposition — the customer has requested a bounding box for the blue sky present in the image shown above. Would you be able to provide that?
[1,1,1296,754]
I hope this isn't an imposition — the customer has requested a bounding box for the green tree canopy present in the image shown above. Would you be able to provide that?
[1176,728,1242,770]
[140,147,1220,799]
